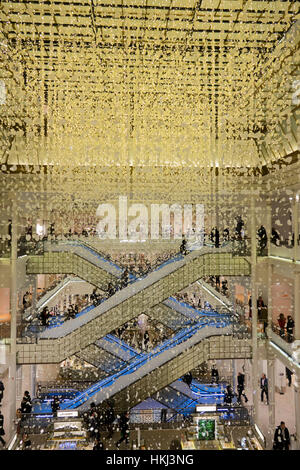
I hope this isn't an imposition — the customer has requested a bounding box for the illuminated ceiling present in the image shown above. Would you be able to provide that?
[0,0,299,168]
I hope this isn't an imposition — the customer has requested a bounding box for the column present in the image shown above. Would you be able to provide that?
[266,201,272,257]
[294,373,300,450]
[230,278,236,315]
[293,195,299,262]
[232,359,236,395]
[266,349,275,449]
[31,364,37,398]
[31,275,37,316]
[293,272,300,364]
[267,263,274,338]
[8,196,18,439]
[251,196,259,421]
[294,272,300,340]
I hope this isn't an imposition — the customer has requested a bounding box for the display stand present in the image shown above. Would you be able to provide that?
[45,411,88,450]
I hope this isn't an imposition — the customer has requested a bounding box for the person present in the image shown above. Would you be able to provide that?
[260,374,269,405]
[16,408,22,435]
[169,439,181,450]
[214,228,220,248]
[224,385,235,405]
[237,372,248,404]
[179,236,188,255]
[116,411,130,449]
[273,422,290,450]
[107,282,115,297]
[257,296,265,318]
[248,296,252,319]
[21,432,32,450]
[40,306,50,326]
[221,280,228,296]
[25,223,32,239]
[0,380,4,404]
[210,227,220,248]
[23,292,30,310]
[93,438,104,450]
[121,268,129,288]
[160,408,167,423]
[0,409,6,448]
[235,216,244,239]
[257,225,267,254]
[88,402,99,441]
[223,228,230,242]
[285,368,293,387]
[271,228,280,246]
[105,402,115,440]
[51,396,60,415]
[182,372,192,388]
[21,391,32,414]
[211,367,219,384]
[286,316,294,343]
[278,313,286,338]
[143,330,150,351]
[49,222,55,236]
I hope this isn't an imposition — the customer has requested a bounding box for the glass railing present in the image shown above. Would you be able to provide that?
[270,239,300,261]
[271,322,294,344]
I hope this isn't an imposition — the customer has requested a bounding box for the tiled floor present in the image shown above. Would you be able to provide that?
[240,373,297,450]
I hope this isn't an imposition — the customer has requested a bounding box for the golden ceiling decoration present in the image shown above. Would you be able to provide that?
[0,0,299,168]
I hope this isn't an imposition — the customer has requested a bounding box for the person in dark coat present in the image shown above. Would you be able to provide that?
[211,367,219,384]
[214,228,220,248]
[237,372,248,404]
[22,432,32,450]
[224,385,235,405]
[286,316,295,343]
[93,438,105,450]
[40,307,50,326]
[260,374,269,405]
[180,236,188,255]
[257,225,267,254]
[273,422,290,450]
[235,216,244,239]
[160,408,167,423]
[271,228,280,246]
[0,410,6,447]
[143,330,150,351]
[223,228,230,242]
[257,296,265,318]
[21,391,32,414]
[105,402,115,439]
[182,372,192,388]
[0,380,4,404]
[88,402,99,441]
[121,268,129,288]
[116,411,130,448]
[107,282,115,297]
[285,368,293,387]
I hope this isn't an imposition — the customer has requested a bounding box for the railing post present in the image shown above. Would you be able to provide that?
[8,195,18,440]
[293,373,300,450]
[250,196,259,424]
[293,194,299,262]
[266,348,275,449]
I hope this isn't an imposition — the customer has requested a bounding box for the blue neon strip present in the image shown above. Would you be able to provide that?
[59,318,230,410]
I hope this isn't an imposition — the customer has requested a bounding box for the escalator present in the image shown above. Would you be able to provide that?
[55,315,251,411]
[17,243,250,364]
[27,240,233,331]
